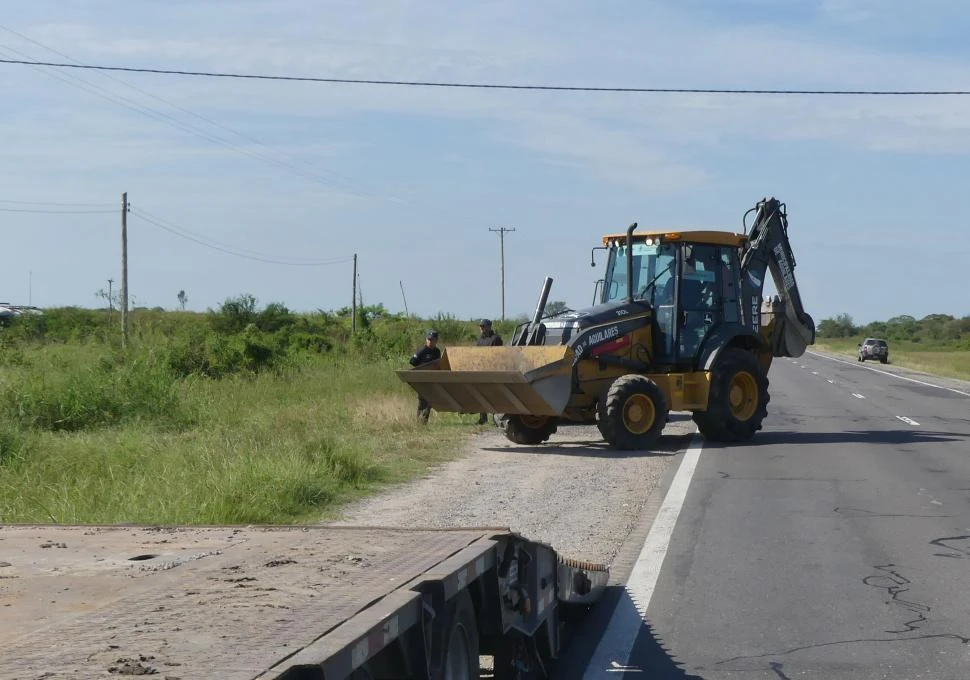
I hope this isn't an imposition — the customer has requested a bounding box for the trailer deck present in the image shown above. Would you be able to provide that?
[1,524,515,679]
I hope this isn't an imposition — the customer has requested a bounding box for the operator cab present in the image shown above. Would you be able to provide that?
[599,233,744,366]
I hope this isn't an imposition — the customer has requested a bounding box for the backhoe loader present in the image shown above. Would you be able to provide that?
[397,197,815,450]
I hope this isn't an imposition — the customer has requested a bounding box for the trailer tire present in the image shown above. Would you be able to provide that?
[431,589,480,680]
[600,375,668,451]
[693,348,769,442]
[502,414,558,445]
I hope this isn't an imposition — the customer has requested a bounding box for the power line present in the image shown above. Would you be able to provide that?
[0,35,405,203]
[0,206,114,214]
[132,206,345,263]
[2,56,970,95]
[0,198,114,208]
[0,30,476,226]
[129,208,352,266]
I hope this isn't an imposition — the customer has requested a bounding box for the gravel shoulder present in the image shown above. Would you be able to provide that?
[327,415,696,566]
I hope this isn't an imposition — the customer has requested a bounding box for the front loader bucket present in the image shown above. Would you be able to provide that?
[396,346,574,416]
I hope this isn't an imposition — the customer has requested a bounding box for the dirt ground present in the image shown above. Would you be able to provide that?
[328,414,697,566]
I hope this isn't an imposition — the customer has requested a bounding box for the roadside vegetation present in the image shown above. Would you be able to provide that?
[5,303,966,525]
[0,298,522,525]
[814,312,970,381]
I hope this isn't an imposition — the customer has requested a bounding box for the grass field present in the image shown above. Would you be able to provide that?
[0,344,476,525]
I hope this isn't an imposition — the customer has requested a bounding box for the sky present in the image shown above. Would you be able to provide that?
[1,0,969,325]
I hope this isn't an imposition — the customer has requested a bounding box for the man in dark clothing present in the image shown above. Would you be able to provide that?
[410,330,441,423]
[475,319,503,424]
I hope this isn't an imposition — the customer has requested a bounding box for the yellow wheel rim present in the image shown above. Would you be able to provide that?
[729,371,758,421]
[623,393,656,435]
[519,415,549,428]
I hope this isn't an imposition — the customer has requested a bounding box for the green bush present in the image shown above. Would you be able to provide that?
[0,424,25,465]
[1,348,196,432]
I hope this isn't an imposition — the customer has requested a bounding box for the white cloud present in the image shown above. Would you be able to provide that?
[9,0,970,193]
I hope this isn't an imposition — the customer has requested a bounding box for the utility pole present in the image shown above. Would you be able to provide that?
[399,280,409,317]
[121,192,129,348]
[351,253,357,334]
[489,226,515,320]
[107,278,114,312]
[28,271,32,306]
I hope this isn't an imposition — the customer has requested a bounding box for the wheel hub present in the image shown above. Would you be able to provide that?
[623,394,655,434]
[729,371,758,421]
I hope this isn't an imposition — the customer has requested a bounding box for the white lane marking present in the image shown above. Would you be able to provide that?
[852,393,866,399]
[827,379,836,384]
[807,351,970,397]
[606,661,645,673]
[583,434,704,678]
[812,371,819,375]
[896,415,920,426]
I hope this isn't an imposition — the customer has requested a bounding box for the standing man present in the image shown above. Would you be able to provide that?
[475,319,503,425]
[410,330,441,423]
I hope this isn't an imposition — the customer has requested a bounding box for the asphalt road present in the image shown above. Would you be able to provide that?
[569,352,970,679]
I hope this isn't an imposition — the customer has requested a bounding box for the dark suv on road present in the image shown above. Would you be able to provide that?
[858,338,889,364]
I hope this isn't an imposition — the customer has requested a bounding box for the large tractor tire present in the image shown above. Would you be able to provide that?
[693,348,769,443]
[502,414,558,445]
[598,375,668,451]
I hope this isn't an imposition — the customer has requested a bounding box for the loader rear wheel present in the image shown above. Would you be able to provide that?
[693,348,769,442]
[600,375,668,451]
[502,414,558,445]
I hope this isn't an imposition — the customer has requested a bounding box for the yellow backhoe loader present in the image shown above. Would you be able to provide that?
[398,197,815,450]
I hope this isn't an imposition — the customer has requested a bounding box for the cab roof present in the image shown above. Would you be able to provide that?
[601,230,747,247]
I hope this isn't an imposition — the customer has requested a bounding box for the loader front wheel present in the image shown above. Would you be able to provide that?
[502,414,558,445]
[693,348,769,442]
[600,375,668,451]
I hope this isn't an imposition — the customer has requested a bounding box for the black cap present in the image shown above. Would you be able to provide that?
[479,318,492,327]
[426,330,439,339]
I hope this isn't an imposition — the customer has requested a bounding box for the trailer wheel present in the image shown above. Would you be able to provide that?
[431,589,480,680]
[502,414,558,445]
[692,348,769,442]
[600,375,668,451]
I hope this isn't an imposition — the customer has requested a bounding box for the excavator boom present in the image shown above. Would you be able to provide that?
[740,198,816,357]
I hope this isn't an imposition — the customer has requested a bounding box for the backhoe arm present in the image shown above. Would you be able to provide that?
[739,197,816,357]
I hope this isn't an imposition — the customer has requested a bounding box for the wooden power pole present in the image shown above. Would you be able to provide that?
[351,253,357,334]
[121,192,129,348]
[489,226,515,320]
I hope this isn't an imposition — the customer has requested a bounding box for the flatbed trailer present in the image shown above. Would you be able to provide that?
[0,524,608,679]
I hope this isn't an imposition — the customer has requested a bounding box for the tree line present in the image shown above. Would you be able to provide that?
[816,312,970,349]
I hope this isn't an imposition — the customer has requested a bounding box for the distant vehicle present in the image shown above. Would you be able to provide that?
[0,304,43,324]
[858,337,889,364]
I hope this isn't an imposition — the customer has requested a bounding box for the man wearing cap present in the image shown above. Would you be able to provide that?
[474,319,503,424]
[409,330,442,423]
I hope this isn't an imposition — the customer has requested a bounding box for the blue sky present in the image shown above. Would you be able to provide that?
[2,0,969,325]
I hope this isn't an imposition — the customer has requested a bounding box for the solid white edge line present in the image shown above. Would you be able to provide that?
[806,350,970,397]
[582,433,704,678]
[896,415,921,426]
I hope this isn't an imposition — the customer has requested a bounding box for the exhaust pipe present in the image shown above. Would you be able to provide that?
[532,276,553,326]
[625,222,638,303]
[526,276,553,345]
